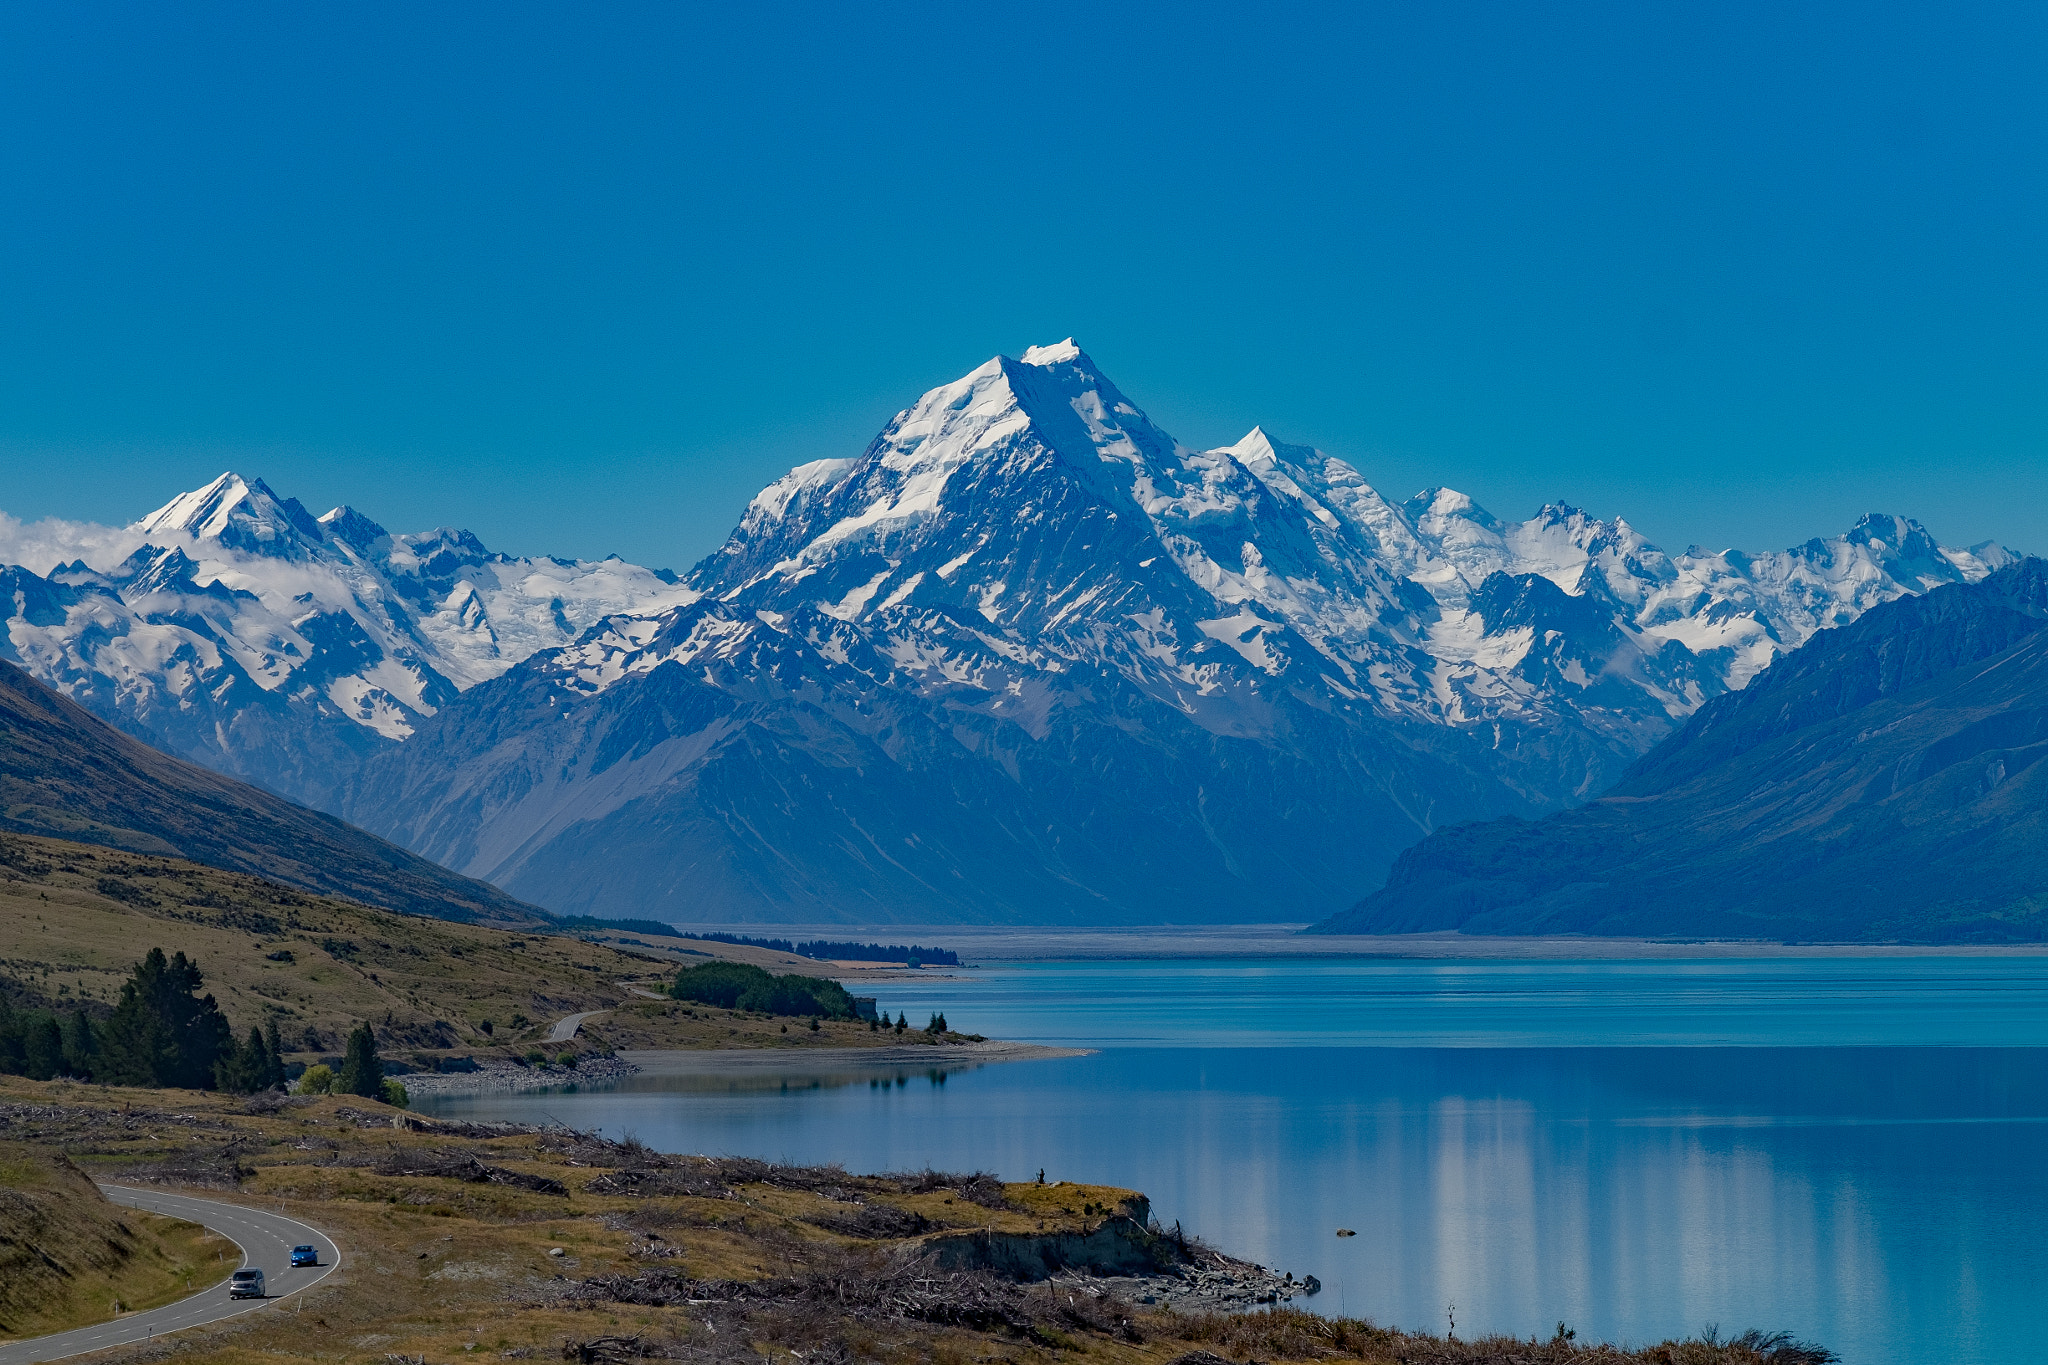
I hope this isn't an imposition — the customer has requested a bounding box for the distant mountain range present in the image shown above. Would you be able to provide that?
[1311,559,2048,942]
[2,474,692,803]
[0,341,2024,924]
[0,659,544,926]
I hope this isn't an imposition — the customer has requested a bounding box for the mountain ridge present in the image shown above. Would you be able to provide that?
[333,344,2017,922]
[0,341,2027,923]
[1309,558,2048,942]
[0,658,548,926]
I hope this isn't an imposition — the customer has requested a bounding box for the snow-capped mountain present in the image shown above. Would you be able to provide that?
[0,473,695,800]
[328,342,2016,922]
[1,343,2016,919]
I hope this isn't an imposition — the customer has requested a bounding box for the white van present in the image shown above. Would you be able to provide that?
[229,1267,266,1299]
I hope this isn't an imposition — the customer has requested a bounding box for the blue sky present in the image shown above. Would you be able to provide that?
[2,3,2043,570]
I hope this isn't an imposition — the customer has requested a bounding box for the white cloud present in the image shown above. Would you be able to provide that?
[0,510,157,575]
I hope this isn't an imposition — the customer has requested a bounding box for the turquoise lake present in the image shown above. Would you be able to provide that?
[418,956,2048,1364]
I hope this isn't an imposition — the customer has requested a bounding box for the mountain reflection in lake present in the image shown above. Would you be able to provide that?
[418,958,2048,1365]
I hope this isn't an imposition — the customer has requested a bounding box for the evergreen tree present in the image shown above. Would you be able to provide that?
[0,993,20,1074]
[335,1021,386,1099]
[98,948,233,1089]
[24,1012,63,1081]
[895,1012,907,1034]
[63,1008,97,1079]
[0,994,74,1080]
[263,1018,286,1089]
[215,1026,273,1094]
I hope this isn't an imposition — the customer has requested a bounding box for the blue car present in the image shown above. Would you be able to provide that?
[290,1245,319,1267]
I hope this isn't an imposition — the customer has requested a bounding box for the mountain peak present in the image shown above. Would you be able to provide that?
[1403,486,1500,529]
[319,505,390,553]
[1019,338,1085,367]
[134,472,326,557]
[1223,426,1317,467]
[134,471,257,536]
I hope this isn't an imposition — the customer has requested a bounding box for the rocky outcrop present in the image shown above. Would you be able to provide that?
[913,1214,1173,1280]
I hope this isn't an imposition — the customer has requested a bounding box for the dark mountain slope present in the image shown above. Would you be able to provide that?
[0,660,546,926]
[344,600,1511,924]
[1310,559,2048,942]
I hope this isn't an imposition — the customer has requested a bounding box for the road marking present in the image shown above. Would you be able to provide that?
[0,1187,342,1365]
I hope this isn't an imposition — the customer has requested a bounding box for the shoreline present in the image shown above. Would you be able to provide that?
[692,923,2048,961]
[398,1039,1088,1098]
[618,1039,1089,1073]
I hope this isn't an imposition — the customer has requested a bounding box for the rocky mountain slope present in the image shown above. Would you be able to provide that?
[0,659,546,925]
[2,473,693,802]
[1310,558,2048,942]
[332,343,2011,922]
[0,343,2020,921]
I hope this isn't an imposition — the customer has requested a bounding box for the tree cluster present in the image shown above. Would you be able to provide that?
[670,961,858,1018]
[215,1018,288,1094]
[95,947,235,1088]
[1,948,378,1097]
[675,932,960,966]
[0,995,97,1081]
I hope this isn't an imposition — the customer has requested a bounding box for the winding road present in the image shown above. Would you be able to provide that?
[546,1009,610,1042]
[0,1187,342,1365]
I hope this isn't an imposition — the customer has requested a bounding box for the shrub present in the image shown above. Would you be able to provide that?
[382,1079,410,1109]
[297,1064,334,1095]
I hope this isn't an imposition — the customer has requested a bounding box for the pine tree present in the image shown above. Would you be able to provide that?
[0,993,19,1074]
[98,949,233,1089]
[63,1008,97,1079]
[263,1018,285,1089]
[24,1013,64,1081]
[216,1026,272,1094]
[335,1021,386,1099]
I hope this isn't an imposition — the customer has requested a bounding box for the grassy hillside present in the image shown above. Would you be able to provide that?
[0,831,941,1060]
[0,1144,231,1339]
[0,660,542,927]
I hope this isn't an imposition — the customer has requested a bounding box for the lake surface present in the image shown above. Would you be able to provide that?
[419,957,2048,1364]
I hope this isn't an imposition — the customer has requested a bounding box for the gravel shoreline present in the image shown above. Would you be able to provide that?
[396,1055,640,1097]
[397,1040,1087,1097]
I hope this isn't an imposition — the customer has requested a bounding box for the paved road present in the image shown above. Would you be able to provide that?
[0,1187,342,1365]
[546,1009,610,1041]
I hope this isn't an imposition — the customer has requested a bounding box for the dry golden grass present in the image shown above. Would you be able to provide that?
[0,832,951,1062]
[0,1142,233,1339]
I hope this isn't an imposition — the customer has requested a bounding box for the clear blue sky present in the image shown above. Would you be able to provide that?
[2,3,2043,570]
